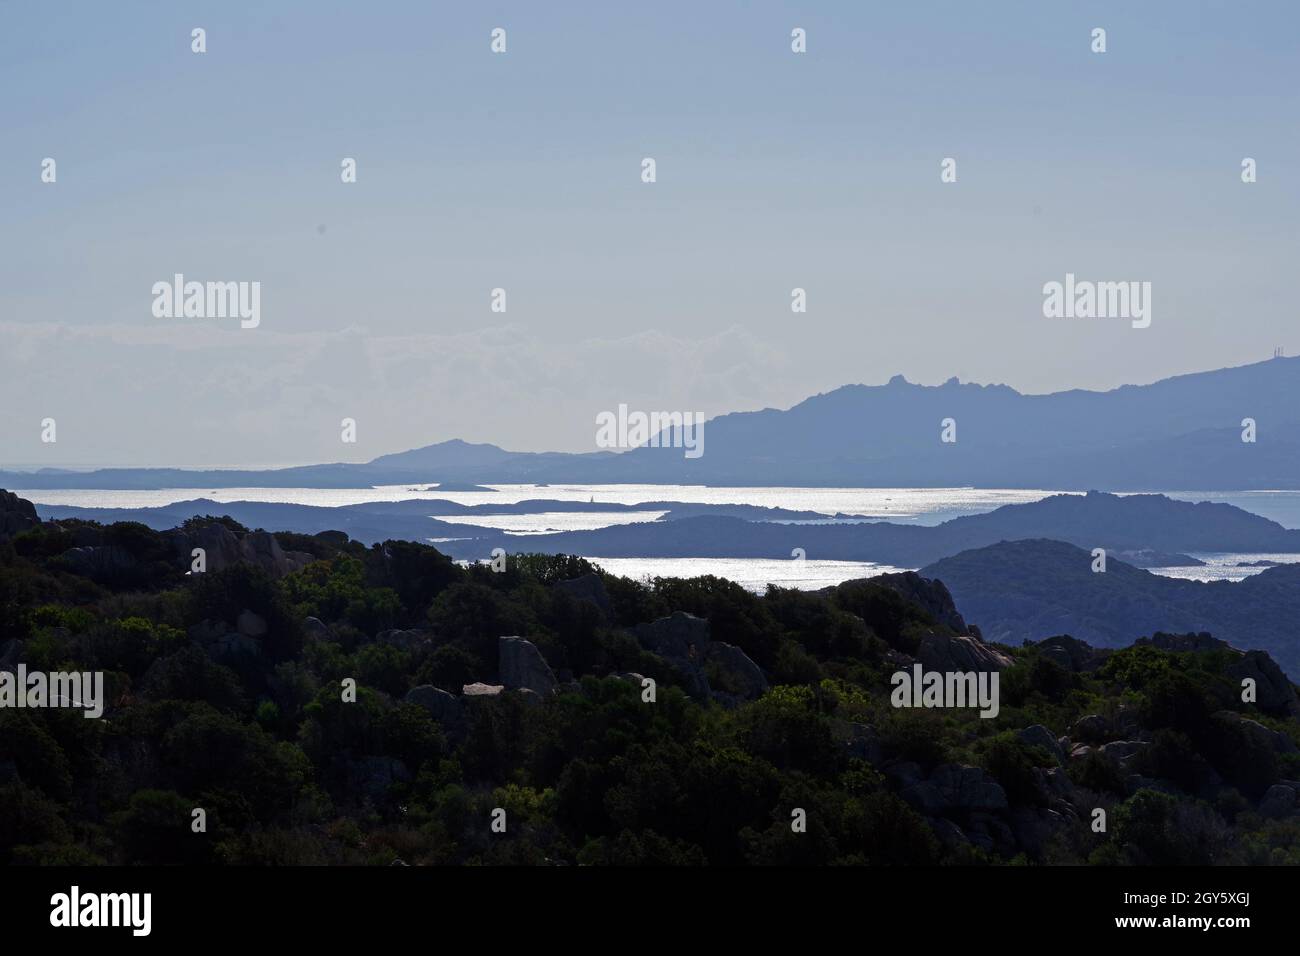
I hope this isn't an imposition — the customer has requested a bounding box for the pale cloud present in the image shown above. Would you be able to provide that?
[0,321,793,468]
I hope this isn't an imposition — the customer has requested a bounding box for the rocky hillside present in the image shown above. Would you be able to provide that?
[2,493,1300,865]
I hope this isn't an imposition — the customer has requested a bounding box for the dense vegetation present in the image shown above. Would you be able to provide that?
[3,512,1300,866]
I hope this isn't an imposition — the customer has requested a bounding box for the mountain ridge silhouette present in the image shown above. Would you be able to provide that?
[5,355,1298,489]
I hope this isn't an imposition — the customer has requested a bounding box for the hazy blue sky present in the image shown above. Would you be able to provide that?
[2,1,1297,467]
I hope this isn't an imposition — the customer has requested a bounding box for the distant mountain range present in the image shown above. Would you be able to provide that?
[922,538,1300,677]
[5,355,1300,490]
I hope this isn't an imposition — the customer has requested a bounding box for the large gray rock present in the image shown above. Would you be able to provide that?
[967,811,1016,855]
[1227,651,1300,718]
[277,549,316,574]
[1216,711,1298,754]
[377,629,431,651]
[1034,635,1112,672]
[241,531,312,577]
[1036,766,1079,802]
[704,642,768,700]
[916,631,1013,673]
[169,523,314,579]
[462,682,504,698]
[902,764,1008,813]
[185,523,242,571]
[1009,805,1069,858]
[929,817,969,847]
[900,781,947,814]
[884,761,924,788]
[498,636,557,696]
[1259,784,1297,818]
[629,612,719,702]
[929,764,1009,811]
[302,617,331,639]
[552,573,613,618]
[1071,714,1109,743]
[870,572,968,633]
[1138,635,1298,718]
[405,685,463,724]
[1018,724,1065,765]
[668,661,712,702]
[632,612,710,659]
[56,545,137,583]
[0,490,39,540]
[1098,740,1149,766]
[514,688,545,707]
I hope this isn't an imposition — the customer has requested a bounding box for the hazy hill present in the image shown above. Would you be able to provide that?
[433,490,1300,564]
[923,539,1300,676]
[605,356,1300,487]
